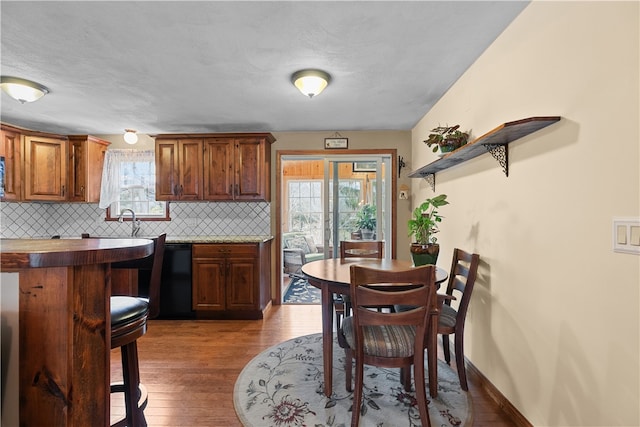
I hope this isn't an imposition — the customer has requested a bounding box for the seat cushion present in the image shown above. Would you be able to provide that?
[342,316,416,358]
[438,304,457,328]
[304,252,324,263]
[111,296,149,328]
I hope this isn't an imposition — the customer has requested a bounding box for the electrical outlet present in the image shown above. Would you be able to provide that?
[399,191,408,200]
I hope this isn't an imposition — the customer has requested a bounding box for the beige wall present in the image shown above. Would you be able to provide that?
[411,2,639,426]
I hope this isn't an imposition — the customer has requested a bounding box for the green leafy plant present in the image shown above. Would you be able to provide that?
[408,194,449,244]
[355,204,376,231]
[423,125,469,153]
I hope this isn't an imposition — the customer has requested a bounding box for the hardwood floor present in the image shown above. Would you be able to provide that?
[111,304,516,426]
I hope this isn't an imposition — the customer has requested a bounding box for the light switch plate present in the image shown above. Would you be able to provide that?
[613,217,640,254]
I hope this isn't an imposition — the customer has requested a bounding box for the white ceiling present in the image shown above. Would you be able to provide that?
[0,1,528,135]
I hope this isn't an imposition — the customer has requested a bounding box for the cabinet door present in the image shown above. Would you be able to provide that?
[203,138,234,200]
[0,127,22,201]
[23,136,68,201]
[234,138,266,200]
[226,257,258,310]
[68,136,109,202]
[177,139,203,200]
[155,139,179,200]
[192,257,226,311]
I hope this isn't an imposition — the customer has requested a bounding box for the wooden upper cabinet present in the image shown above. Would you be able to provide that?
[156,133,275,202]
[203,138,234,200]
[179,139,204,200]
[0,125,22,201]
[0,124,109,202]
[68,135,110,202]
[155,139,179,200]
[23,135,68,201]
[235,137,268,201]
[155,138,204,200]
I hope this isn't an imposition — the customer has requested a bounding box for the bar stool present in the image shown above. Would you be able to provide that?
[110,234,166,427]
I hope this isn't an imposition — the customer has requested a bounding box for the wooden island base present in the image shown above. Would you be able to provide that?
[1,238,154,427]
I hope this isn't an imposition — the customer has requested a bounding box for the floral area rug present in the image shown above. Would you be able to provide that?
[233,333,471,427]
[283,277,321,304]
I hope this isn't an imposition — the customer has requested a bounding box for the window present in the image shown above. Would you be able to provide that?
[287,179,364,244]
[99,149,168,220]
[287,180,322,242]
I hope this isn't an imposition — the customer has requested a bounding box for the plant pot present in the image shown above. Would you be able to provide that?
[439,144,457,153]
[361,229,374,240]
[410,243,439,266]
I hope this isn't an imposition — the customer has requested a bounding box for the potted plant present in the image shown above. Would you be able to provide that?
[408,194,449,265]
[423,125,469,153]
[355,204,376,240]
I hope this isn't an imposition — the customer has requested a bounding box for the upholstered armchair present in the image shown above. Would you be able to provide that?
[282,232,324,274]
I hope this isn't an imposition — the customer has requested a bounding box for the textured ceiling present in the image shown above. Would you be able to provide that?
[0,1,528,135]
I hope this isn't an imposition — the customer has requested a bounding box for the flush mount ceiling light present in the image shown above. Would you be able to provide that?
[291,69,331,98]
[0,76,50,104]
[123,129,138,145]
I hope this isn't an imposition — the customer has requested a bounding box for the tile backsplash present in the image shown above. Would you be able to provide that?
[0,201,271,238]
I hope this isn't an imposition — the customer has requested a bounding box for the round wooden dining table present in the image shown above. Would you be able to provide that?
[301,258,448,397]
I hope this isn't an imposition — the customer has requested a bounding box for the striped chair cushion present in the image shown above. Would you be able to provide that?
[342,316,416,358]
[439,304,457,328]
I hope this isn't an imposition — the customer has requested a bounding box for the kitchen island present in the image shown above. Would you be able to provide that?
[0,238,154,427]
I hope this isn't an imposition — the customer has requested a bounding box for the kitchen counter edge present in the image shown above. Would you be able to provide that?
[166,235,274,244]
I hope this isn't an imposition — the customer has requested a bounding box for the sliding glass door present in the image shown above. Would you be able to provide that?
[281,154,392,273]
[324,157,391,259]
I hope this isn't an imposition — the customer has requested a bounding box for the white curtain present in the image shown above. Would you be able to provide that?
[99,149,155,209]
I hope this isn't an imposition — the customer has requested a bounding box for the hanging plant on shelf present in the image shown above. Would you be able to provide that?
[423,124,470,153]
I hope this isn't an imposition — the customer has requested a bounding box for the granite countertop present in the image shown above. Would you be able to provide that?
[166,235,273,244]
[10,235,274,244]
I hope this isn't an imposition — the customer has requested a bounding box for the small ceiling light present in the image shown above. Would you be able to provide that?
[0,76,50,104]
[291,69,331,98]
[123,129,138,145]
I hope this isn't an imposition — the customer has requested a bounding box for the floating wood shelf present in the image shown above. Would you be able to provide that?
[408,116,561,190]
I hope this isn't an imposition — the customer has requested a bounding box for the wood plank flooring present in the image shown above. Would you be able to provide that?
[111,304,515,426]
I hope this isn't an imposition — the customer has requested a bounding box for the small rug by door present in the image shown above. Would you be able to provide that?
[234,333,471,427]
[283,277,321,304]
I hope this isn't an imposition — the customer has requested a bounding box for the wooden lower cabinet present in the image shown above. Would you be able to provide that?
[192,241,271,319]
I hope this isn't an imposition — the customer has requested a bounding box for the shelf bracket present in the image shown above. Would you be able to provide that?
[423,174,435,192]
[484,144,509,177]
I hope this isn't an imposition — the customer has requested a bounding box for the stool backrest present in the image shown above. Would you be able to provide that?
[146,234,166,319]
[83,233,167,319]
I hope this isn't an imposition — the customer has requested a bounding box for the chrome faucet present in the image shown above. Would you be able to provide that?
[118,208,141,237]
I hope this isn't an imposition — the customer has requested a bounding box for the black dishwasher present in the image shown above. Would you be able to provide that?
[157,243,195,319]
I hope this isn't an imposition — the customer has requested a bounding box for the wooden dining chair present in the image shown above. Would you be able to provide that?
[339,240,384,259]
[109,233,166,427]
[340,264,435,427]
[335,240,384,347]
[437,247,479,391]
